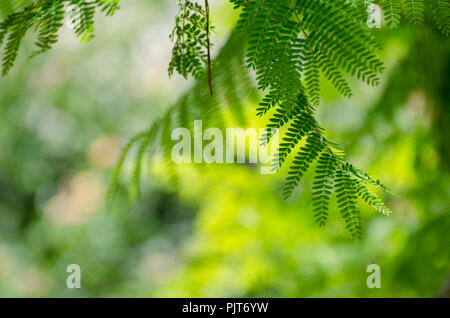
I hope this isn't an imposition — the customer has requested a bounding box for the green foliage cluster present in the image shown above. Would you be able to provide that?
[168,0,213,79]
[109,31,257,201]
[379,0,450,35]
[228,0,393,239]
[1,0,449,298]
[116,0,402,240]
[0,0,120,75]
[1,0,448,239]
[121,0,449,239]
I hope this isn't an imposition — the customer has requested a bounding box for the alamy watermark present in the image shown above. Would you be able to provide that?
[366,264,381,288]
[66,264,81,289]
[66,0,97,30]
[171,120,279,174]
[66,3,84,30]
[367,3,382,29]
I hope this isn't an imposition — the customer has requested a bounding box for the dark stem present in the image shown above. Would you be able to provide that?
[204,0,213,96]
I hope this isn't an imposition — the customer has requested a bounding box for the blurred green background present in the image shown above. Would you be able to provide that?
[0,0,449,297]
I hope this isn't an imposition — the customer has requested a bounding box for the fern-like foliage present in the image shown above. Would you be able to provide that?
[334,170,362,240]
[432,0,450,36]
[7,0,436,238]
[0,6,36,75]
[68,0,96,43]
[112,0,401,240]
[380,0,402,29]
[312,152,338,227]
[235,0,383,131]
[283,132,325,199]
[31,0,65,58]
[168,0,213,80]
[378,0,450,35]
[96,0,120,17]
[227,0,391,239]
[0,0,121,75]
[108,30,258,202]
[402,0,425,27]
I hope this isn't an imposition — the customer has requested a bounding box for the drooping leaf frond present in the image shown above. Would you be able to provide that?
[402,0,425,27]
[335,170,362,240]
[31,0,65,58]
[116,1,398,239]
[432,0,450,36]
[301,41,320,106]
[0,0,121,75]
[108,131,147,204]
[356,182,392,216]
[341,162,392,194]
[283,132,325,200]
[108,31,259,203]
[129,123,161,201]
[0,0,410,239]
[271,111,316,171]
[378,0,449,35]
[168,0,212,80]
[68,0,96,43]
[380,0,402,29]
[1,6,35,75]
[312,152,338,227]
[226,1,392,238]
[96,0,120,17]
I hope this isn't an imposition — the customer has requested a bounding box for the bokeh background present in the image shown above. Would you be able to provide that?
[0,0,448,297]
